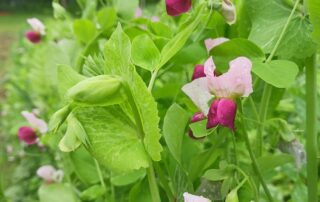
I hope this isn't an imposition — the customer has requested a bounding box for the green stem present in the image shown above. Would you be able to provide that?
[147,163,161,202]
[305,54,318,202]
[240,104,274,202]
[231,132,238,166]
[94,159,106,189]
[148,69,159,92]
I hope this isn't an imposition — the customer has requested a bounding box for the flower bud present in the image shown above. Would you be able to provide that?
[225,189,239,202]
[192,65,206,80]
[49,105,71,132]
[18,126,38,145]
[188,112,206,139]
[221,0,236,25]
[25,31,41,43]
[207,98,236,131]
[166,0,192,16]
[67,75,125,106]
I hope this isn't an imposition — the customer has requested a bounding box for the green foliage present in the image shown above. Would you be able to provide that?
[308,0,320,45]
[73,19,96,44]
[38,184,78,202]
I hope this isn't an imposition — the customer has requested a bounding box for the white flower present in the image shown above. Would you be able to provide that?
[27,18,46,35]
[183,193,211,202]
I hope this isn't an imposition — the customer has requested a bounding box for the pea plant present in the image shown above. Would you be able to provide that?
[1,0,319,201]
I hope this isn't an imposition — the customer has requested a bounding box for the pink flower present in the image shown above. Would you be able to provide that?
[204,57,252,98]
[26,18,45,43]
[37,165,64,183]
[21,111,48,134]
[166,0,192,16]
[188,112,206,138]
[207,98,237,130]
[18,126,38,145]
[204,37,229,52]
[192,64,206,80]
[151,16,160,22]
[135,7,143,18]
[183,192,211,202]
[221,0,236,25]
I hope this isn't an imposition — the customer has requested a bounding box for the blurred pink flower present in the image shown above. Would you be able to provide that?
[166,0,192,16]
[151,16,160,22]
[183,192,211,202]
[21,111,48,134]
[18,126,38,145]
[204,37,229,52]
[37,165,64,183]
[135,7,143,18]
[26,18,45,43]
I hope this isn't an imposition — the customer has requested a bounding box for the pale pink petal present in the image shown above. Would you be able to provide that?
[183,192,211,202]
[134,7,143,18]
[204,37,229,52]
[182,78,213,114]
[37,165,56,182]
[151,16,160,22]
[27,18,45,35]
[21,111,48,134]
[203,57,216,79]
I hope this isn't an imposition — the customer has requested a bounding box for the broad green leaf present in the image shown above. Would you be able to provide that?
[189,119,208,138]
[38,183,78,202]
[69,146,100,185]
[131,34,160,71]
[96,7,117,31]
[308,0,320,44]
[73,106,149,173]
[57,65,86,97]
[247,0,317,59]
[158,5,204,69]
[52,2,68,19]
[111,168,146,186]
[114,0,139,19]
[252,60,299,88]
[163,104,189,163]
[73,19,96,44]
[80,185,106,201]
[203,168,233,182]
[209,38,265,72]
[149,22,172,38]
[257,153,294,175]
[104,25,162,161]
[129,179,152,202]
[225,189,239,202]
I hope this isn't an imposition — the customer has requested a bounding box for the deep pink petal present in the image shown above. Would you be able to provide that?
[192,64,206,80]
[206,99,220,129]
[217,98,237,131]
[18,126,38,145]
[25,31,41,43]
[166,0,192,16]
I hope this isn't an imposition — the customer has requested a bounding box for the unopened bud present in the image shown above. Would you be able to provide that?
[49,105,71,132]
[67,75,126,105]
[221,0,236,25]
[225,189,239,202]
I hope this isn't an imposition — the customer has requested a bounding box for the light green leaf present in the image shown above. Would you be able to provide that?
[73,106,149,173]
[247,0,317,59]
[209,38,265,72]
[189,119,209,138]
[203,168,232,181]
[114,0,139,19]
[129,179,152,202]
[38,183,78,202]
[308,0,320,45]
[69,146,100,185]
[97,7,117,31]
[111,168,146,186]
[80,185,106,201]
[52,2,68,20]
[149,22,172,38]
[131,34,160,71]
[73,19,96,44]
[163,104,190,163]
[252,60,299,88]
[257,153,294,175]
[57,65,86,97]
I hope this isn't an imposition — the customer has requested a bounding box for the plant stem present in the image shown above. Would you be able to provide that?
[148,69,159,91]
[305,54,318,202]
[240,104,274,202]
[94,159,106,189]
[147,163,161,202]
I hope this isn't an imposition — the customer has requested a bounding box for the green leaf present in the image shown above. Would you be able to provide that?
[189,119,209,138]
[73,106,149,173]
[38,183,78,202]
[52,2,68,19]
[225,189,239,202]
[96,7,117,31]
[163,104,190,163]
[80,185,106,201]
[247,0,317,59]
[149,22,172,38]
[57,65,86,97]
[114,0,139,19]
[252,60,299,88]
[209,38,265,72]
[111,168,146,186]
[104,25,162,162]
[257,153,294,175]
[131,34,160,71]
[129,179,152,202]
[73,19,96,44]
[308,0,320,45]
[203,168,232,182]
[69,146,100,185]
[158,6,204,69]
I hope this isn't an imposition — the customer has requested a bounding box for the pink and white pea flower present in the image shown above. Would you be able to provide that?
[204,37,229,52]
[25,18,45,43]
[18,126,38,145]
[21,110,48,134]
[183,192,211,202]
[37,165,64,184]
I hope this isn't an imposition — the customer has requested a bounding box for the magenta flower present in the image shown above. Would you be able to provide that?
[37,165,64,183]
[183,192,211,202]
[18,126,38,145]
[204,37,229,52]
[192,64,206,80]
[188,112,206,138]
[21,111,48,134]
[166,0,192,16]
[25,18,45,43]
[182,56,253,131]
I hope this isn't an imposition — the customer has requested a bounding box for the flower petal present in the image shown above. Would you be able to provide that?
[203,56,216,79]
[221,0,237,25]
[182,78,213,114]
[37,165,56,182]
[21,111,48,134]
[27,18,45,35]
[18,126,38,145]
[204,37,229,52]
[165,0,192,16]
[183,192,211,202]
